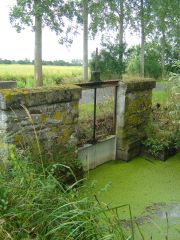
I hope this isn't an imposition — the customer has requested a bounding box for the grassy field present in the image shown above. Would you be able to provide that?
[0,64,168,105]
[0,64,154,87]
[0,63,166,83]
[0,64,85,87]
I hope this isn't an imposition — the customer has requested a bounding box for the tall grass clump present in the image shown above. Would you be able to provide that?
[0,148,131,240]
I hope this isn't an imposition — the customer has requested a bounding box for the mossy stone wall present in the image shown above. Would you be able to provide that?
[0,80,156,165]
[0,85,81,164]
[116,80,156,161]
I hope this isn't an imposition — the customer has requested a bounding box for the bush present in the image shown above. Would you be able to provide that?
[143,64,180,158]
[143,132,178,158]
[126,43,162,79]
[167,61,180,124]
[90,41,126,79]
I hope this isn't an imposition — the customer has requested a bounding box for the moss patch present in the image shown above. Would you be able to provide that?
[53,111,62,121]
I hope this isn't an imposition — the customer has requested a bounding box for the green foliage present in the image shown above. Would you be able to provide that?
[9,0,80,46]
[90,41,126,79]
[0,150,130,239]
[152,89,167,106]
[143,134,177,158]
[126,46,141,75]
[166,60,180,135]
[143,63,180,157]
[89,0,131,37]
[49,150,84,185]
[149,0,180,64]
[144,44,162,79]
[127,43,162,79]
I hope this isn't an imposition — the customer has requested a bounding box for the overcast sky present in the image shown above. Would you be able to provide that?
[0,0,140,62]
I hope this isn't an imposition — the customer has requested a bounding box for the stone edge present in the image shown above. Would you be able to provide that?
[124,79,156,93]
[0,81,17,89]
[0,84,82,110]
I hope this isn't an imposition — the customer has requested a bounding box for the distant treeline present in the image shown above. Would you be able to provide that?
[0,58,82,66]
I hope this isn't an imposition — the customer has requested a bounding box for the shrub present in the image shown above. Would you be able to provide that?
[143,63,180,158]
[126,43,162,79]
[143,132,178,158]
[90,41,126,79]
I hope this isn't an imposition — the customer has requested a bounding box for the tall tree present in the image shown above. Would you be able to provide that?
[90,0,127,78]
[140,0,145,77]
[130,0,153,78]
[34,0,42,86]
[130,0,180,78]
[10,0,79,86]
[82,0,88,81]
[150,0,180,76]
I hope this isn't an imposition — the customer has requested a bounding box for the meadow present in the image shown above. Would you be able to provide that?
[0,64,84,87]
[0,64,154,86]
[0,64,167,107]
[0,63,165,83]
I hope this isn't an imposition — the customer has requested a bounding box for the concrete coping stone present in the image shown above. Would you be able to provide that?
[0,81,17,89]
[0,84,82,110]
[78,135,116,151]
[123,79,156,93]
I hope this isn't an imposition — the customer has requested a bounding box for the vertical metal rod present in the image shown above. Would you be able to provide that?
[113,86,118,134]
[93,88,97,143]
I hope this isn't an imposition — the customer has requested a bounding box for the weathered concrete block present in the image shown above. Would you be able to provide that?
[0,81,17,89]
[0,85,82,165]
[116,79,156,161]
[78,136,116,170]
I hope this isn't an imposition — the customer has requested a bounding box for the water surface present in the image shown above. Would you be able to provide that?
[89,154,180,239]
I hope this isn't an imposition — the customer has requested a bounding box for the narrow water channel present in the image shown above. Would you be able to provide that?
[88,153,180,239]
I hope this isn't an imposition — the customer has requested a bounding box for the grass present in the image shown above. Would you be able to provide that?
[0,149,132,240]
[88,153,180,239]
[79,98,113,120]
[0,64,86,87]
[78,98,114,145]
[0,64,169,108]
[0,64,166,86]
[152,89,168,105]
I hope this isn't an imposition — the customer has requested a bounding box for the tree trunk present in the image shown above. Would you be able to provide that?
[83,0,88,82]
[161,31,166,78]
[140,0,145,78]
[118,0,124,79]
[119,0,124,47]
[34,0,43,87]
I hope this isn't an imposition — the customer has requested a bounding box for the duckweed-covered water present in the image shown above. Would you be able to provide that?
[89,154,180,239]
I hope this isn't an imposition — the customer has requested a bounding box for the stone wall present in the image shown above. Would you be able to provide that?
[116,80,156,161]
[0,80,156,166]
[0,81,17,89]
[0,85,81,164]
